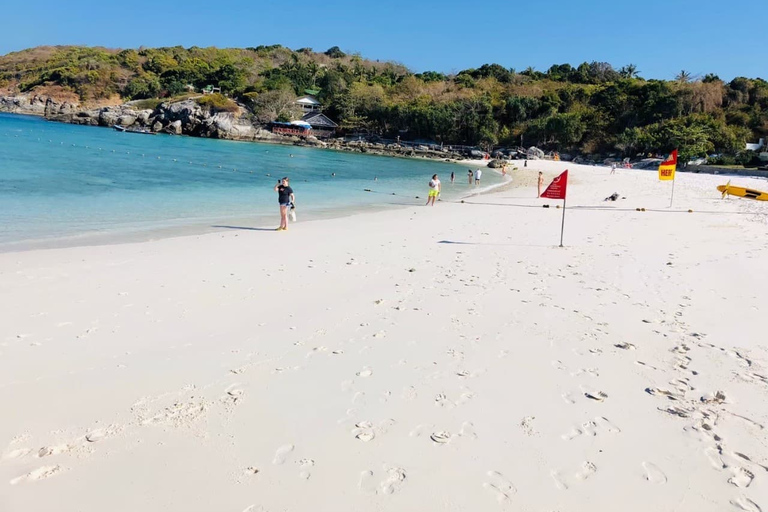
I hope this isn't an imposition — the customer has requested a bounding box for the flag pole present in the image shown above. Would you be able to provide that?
[669,176,676,208]
[559,196,567,247]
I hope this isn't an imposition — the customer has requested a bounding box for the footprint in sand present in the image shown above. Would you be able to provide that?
[3,448,32,460]
[409,424,432,438]
[358,470,377,494]
[583,390,608,402]
[85,425,120,443]
[10,465,64,485]
[36,443,74,458]
[272,444,294,465]
[353,422,376,442]
[352,419,396,442]
[337,408,356,425]
[642,462,668,484]
[562,417,620,440]
[359,465,407,495]
[223,385,245,404]
[705,446,728,470]
[730,497,762,512]
[430,431,452,445]
[645,387,683,401]
[382,466,406,494]
[401,386,418,401]
[729,467,755,488]
[520,417,538,436]
[574,461,597,481]
[459,422,478,439]
[550,470,569,490]
[298,458,315,480]
[356,367,373,378]
[483,470,517,502]
[596,416,621,433]
[551,360,567,371]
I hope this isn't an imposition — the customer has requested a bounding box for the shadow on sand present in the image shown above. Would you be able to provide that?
[211,225,277,232]
[437,240,555,248]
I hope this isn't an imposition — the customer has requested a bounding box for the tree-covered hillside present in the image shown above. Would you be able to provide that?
[1,45,766,162]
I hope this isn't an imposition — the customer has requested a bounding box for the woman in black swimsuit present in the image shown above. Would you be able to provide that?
[274,177,294,231]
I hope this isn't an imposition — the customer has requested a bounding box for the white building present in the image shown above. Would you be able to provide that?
[295,95,322,113]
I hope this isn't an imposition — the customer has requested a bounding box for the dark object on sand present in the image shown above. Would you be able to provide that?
[604,192,620,201]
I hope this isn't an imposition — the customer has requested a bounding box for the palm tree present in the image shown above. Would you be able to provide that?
[675,70,692,83]
[620,64,639,79]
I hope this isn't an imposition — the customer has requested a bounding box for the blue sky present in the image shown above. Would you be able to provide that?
[0,0,763,81]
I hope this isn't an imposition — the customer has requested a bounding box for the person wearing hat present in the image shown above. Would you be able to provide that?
[274,177,294,231]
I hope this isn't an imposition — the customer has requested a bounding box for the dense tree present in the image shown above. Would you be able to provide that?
[324,46,346,59]
[2,45,766,160]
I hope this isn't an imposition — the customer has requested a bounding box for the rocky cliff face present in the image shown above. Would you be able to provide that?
[149,100,263,140]
[28,96,275,142]
[0,93,78,116]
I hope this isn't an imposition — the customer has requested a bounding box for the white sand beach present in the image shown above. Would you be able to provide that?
[1,161,767,512]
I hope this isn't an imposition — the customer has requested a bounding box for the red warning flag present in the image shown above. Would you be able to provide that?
[541,170,568,200]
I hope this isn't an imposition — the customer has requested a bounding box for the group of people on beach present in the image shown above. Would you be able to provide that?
[426,168,484,206]
[274,165,509,227]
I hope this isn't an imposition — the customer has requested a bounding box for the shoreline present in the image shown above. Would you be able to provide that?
[0,161,508,254]
[0,109,480,165]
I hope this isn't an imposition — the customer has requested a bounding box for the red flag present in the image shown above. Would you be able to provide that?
[541,170,568,200]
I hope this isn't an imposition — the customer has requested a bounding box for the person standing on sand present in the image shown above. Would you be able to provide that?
[611,163,617,175]
[468,169,473,185]
[474,168,482,185]
[537,171,544,197]
[427,174,441,206]
[274,177,294,231]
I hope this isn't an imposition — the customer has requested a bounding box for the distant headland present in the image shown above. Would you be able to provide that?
[1,45,766,166]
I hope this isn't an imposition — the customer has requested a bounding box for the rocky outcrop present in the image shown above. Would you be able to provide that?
[0,93,79,116]
[324,139,461,160]
[1,93,463,162]
[148,100,259,140]
[487,159,511,168]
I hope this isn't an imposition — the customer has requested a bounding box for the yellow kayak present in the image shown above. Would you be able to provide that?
[717,182,768,201]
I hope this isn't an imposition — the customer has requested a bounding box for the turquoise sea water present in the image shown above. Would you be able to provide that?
[0,113,502,249]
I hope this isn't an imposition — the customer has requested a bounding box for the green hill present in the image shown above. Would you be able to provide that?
[1,45,766,162]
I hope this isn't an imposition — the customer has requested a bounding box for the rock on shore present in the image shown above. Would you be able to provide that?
[0,93,463,159]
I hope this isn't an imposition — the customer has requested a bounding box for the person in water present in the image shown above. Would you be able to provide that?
[274,177,294,231]
[467,169,473,185]
[450,171,455,183]
[427,174,441,206]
